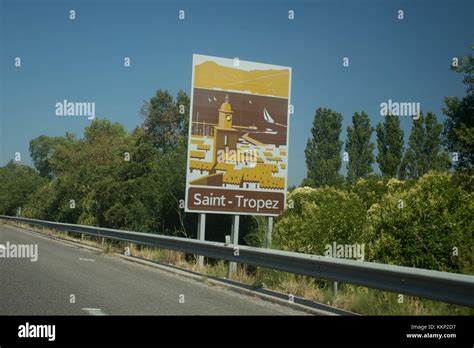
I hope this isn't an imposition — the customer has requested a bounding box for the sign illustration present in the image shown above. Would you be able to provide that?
[185,54,292,215]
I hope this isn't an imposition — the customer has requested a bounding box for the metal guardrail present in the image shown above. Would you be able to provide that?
[1,215,474,308]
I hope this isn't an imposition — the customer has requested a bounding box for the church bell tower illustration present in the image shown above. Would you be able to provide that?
[213,94,238,163]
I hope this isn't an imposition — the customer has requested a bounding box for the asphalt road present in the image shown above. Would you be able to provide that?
[0,224,307,315]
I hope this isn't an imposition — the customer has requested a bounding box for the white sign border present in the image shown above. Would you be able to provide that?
[184,54,292,217]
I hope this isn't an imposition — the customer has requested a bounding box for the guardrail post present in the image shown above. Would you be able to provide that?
[197,214,206,267]
[81,233,84,241]
[228,215,240,278]
[265,217,273,248]
[333,281,338,300]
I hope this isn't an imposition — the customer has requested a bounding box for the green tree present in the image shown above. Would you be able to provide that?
[176,89,190,140]
[140,89,189,151]
[376,115,404,178]
[401,112,450,179]
[25,118,193,235]
[442,46,474,171]
[345,112,374,183]
[104,130,164,232]
[42,119,134,225]
[304,108,344,187]
[29,134,75,178]
[0,162,46,215]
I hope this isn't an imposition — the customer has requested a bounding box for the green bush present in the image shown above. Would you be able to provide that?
[274,186,368,254]
[351,175,388,209]
[366,172,473,273]
[352,174,414,209]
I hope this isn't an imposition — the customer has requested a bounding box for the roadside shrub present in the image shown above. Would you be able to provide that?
[352,174,414,209]
[366,172,473,273]
[274,186,368,255]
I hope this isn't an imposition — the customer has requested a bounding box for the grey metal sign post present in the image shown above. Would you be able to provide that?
[265,216,273,248]
[197,213,206,266]
[228,215,240,278]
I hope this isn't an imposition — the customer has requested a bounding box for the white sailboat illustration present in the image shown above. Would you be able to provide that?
[263,108,278,134]
[263,108,275,124]
[263,107,287,129]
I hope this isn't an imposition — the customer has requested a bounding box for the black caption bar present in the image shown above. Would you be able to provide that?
[0,316,472,346]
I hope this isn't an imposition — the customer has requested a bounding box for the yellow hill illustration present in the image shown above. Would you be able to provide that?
[194,61,290,98]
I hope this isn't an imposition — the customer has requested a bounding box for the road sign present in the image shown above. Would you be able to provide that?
[185,54,292,216]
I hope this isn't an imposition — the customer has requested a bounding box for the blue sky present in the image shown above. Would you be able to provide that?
[1,0,472,186]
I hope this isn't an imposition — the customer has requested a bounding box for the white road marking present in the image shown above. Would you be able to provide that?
[82,308,107,316]
[79,258,95,262]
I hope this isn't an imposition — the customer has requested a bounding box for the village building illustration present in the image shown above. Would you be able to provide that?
[188,95,286,190]
[186,55,291,192]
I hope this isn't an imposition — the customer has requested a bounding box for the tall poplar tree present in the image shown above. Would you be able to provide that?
[304,108,344,187]
[345,112,374,183]
[376,115,404,178]
[400,112,450,179]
